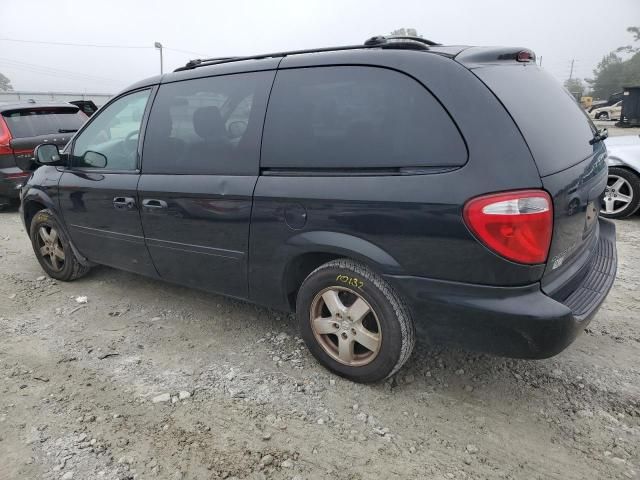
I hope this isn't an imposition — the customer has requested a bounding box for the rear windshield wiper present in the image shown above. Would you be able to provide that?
[589,128,608,145]
[58,128,78,133]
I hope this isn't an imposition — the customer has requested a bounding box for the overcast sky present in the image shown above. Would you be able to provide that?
[1,0,638,94]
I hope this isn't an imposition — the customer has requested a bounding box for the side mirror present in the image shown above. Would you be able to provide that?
[34,143,61,165]
[82,150,107,168]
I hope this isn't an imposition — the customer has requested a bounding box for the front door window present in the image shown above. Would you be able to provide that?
[71,89,151,170]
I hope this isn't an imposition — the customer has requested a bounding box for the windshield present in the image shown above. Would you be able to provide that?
[2,108,87,138]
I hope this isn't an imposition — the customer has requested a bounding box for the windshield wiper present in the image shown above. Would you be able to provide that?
[58,128,78,133]
[589,128,608,145]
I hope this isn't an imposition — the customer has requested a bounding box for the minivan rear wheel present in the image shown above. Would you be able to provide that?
[601,167,640,219]
[296,259,415,383]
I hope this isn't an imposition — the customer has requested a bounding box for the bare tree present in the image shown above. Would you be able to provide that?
[0,72,13,92]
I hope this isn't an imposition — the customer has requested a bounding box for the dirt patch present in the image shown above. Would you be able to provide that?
[0,209,638,480]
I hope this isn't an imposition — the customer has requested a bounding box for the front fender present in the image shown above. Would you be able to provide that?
[607,155,640,173]
[21,184,57,209]
[21,171,92,267]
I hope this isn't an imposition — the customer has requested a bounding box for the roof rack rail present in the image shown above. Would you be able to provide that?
[174,35,440,72]
[183,57,240,69]
[174,45,368,72]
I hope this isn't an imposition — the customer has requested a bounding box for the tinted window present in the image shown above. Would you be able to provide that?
[3,108,86,138]
[72,89,150,170]
[142,71,273,175]
[475,66,597,176]
[262,66,467,169]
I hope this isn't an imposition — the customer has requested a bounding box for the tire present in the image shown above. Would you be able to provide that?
[296,259,415,383]
[598,112,609,120]
[600,167,640,219]
[29,209,90,281]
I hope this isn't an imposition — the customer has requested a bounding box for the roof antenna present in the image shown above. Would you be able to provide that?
[365,35,440,47]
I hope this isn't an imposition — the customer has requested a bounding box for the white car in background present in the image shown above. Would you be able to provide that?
[591,101,622,121]
[603,135,640,218]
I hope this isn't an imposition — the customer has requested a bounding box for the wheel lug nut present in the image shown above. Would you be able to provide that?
[351,328,356,335]
[333,323,339,329]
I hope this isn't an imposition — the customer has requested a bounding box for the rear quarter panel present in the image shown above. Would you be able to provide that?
[249,50,545,311]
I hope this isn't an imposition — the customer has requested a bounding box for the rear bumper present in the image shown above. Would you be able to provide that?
[0,169,27,200]
[386,218,617,359]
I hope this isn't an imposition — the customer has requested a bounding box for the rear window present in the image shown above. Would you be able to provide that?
[474,66,596,176]
[261,66,467,169]
[2,108,86,138]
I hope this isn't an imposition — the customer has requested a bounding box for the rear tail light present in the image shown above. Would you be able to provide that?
[463,190,553,265]
[5,172,30,179]
[0,116,12,156]
[516,50,535,63]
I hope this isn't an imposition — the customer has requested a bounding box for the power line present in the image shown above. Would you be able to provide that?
[0,64,121,86]
[0,37,151,49]
[164,47,208,57]
[0,57,122,82]
[0,38,209,57]
[0,57,123,85]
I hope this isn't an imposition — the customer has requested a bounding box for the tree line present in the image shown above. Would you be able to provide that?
[0,72,13,92]
[566,26,640,100]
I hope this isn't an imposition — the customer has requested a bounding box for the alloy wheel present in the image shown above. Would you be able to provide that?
[36,225,65,272]
[309,286,382,366]
[603,175,634,215]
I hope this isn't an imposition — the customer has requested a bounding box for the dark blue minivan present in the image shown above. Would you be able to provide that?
[20,36,617,382]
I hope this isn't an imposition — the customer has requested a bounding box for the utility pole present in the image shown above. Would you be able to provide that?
[539,56,542,67]
[569,59,575,80]
[154,42,163,74]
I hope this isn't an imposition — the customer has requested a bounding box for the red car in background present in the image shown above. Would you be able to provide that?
[0,101,87,208]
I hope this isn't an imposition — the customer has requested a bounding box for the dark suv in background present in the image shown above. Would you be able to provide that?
[0,101,86,207]
[20,36,617,382]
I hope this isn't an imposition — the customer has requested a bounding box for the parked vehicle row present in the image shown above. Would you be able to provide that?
[602,135,640,218]
[0,102,86,208]
[18,36,618,382]
[590,101,622,121]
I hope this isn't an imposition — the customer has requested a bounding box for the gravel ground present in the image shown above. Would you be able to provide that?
[0,208,638,480]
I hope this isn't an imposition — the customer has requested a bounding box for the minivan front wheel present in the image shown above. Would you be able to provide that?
[30,209,90,281]
[297,259,415,383]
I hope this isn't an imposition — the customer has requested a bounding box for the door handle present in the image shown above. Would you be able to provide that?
[113,196,136,209]
[142,198,168,210]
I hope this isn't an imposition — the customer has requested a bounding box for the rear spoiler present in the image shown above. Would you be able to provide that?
[454,47,536,68]
[1,105,80,117]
